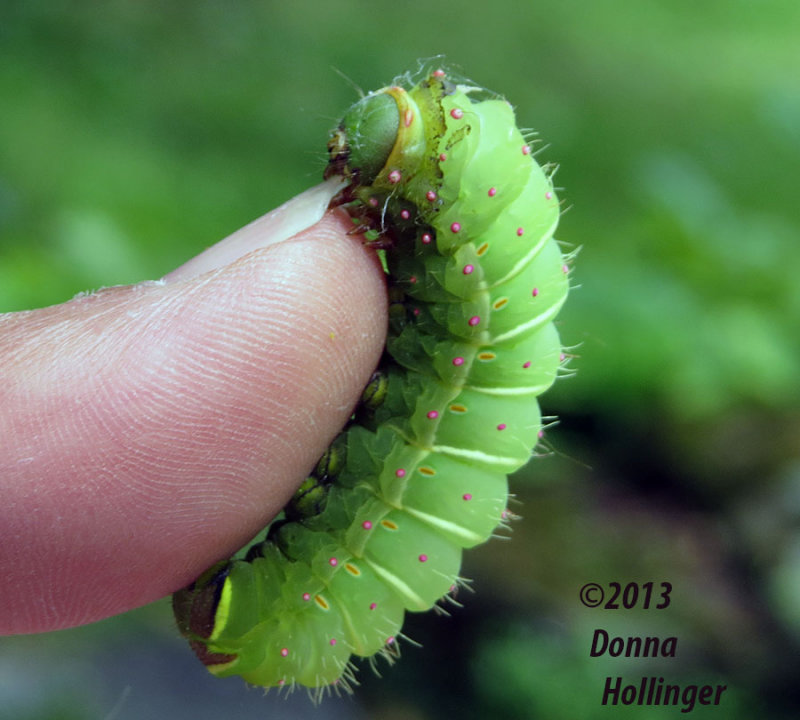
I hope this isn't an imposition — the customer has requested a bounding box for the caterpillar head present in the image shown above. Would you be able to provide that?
[326,91,398,185]
[325,85,430,192]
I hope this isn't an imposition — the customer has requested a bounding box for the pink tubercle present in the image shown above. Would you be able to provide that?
[450,108,463,119]
[497,423,507,431]
[330,638,337,646]
[368,196,379,207]
[463,264,474,275]
[450,222,461,233]
[532,287,539,297]
[400,209,410,220]
[395,468,406,478]
[562,264,569,273]
[427,410,439,420]
[452,356,464,366]
[538,429,545,439]
[560,352,566,362]
[468,315,481,327]
[408,275,417,284]
[516,227,524,236]
[329,557,338,567]
[418,554,428,563]
[463,493,473,501]
[302,592,311,601]
[521,144,531,155]
[421,232,433,244]
[280,648,289,657]
[439,152,447,162]
[388,169,402,184]
[433,69,446,78]
[369,602,377,610]
[523,361,532,369]
[545,190,553,200]
[426,190,437,202]
[488,187,497,197]
[413,307,421,316]
[362,520,373,530]
[387,636,395,645]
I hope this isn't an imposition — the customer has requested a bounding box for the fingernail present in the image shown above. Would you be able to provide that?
[164,176,346,282]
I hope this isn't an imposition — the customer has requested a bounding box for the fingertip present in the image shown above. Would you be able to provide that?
[0,206,387,632]
[164,179,347,283]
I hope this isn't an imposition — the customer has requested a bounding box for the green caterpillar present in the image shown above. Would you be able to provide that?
[173,66,570,693]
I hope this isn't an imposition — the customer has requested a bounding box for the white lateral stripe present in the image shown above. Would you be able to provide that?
[491,301,564,345]
[365,558,427,610]
[489,219,557,288]
[403,506,483,544]
[432,444,523,470]
[466,382,551,396]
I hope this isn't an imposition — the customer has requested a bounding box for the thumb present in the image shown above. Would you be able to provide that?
[0,184,387,634]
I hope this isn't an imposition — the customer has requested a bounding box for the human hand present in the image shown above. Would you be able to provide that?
[0,181,387,634]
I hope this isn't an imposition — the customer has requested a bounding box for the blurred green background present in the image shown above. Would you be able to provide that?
[2,1,799,718]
